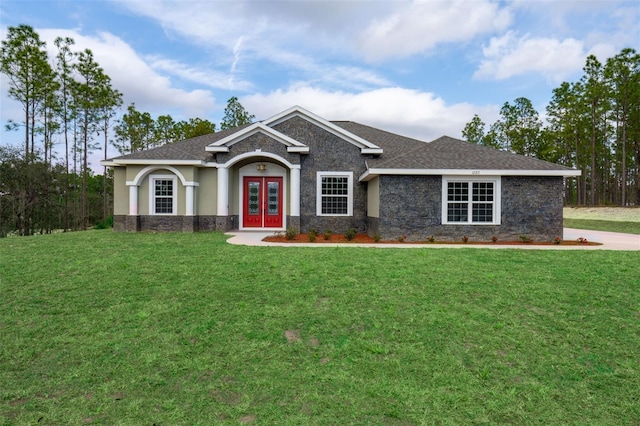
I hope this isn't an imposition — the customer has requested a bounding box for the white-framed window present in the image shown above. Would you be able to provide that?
[317,171,353,216]
[150,174,177,215]
[441,176,501,225]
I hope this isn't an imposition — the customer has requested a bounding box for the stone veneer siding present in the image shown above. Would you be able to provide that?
[113,215,233,232]
[273,116,370,234]
[375,175,564,242]
[215,133,300,166]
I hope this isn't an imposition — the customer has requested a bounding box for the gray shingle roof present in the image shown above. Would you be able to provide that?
[109,120,573,172]
[109,125,251,162]
[334,122,574,171]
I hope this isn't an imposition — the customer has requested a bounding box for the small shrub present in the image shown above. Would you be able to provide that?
[285,227,298,240]
[427,235,435,243]
[553,236,561,245]
[397,235,406,243]
[95,216,114,229]
[308,229,317,242]
[462,235,469,243]
[373,234,381,243]
[519,235,531,243]
[323,230,332,240]
[491,235,498,243]
[344,228,356,241]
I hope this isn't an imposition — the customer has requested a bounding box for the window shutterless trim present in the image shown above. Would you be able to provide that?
[441,176,501,225]
[149,174,178,215]
[316,171,353,216]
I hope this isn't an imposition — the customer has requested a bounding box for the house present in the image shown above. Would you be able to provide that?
[102,106,581,241]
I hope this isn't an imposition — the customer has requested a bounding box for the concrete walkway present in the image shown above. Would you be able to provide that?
[225,228,639,250]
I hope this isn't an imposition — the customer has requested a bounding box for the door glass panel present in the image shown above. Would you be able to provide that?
[267,181,279,215]
[248,182,260,215]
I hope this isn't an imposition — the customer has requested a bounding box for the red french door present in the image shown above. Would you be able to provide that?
[243,176,283,228]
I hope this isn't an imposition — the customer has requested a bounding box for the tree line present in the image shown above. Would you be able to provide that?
[112,96,253,154]
[463,48,640,206]
[0,25,254,236]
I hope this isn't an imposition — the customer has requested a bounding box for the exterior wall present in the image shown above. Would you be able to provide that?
[273,116,370,233]
[367,177,380,218]
[113,167,128,215]
[376,175,440,241]
[230,167,239,216]
[138,216,197,232]
[376,175,564,242]
[197,168,217,215]
[500,176,564,241]
[368,217,380,237]
[113,214,127,232]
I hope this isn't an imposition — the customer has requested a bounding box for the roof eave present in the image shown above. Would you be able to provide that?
[105,159,207,166]
[359,168,582,182]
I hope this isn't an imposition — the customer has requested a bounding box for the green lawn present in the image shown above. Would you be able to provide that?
[1,231,639,424]
[564,218,640,234]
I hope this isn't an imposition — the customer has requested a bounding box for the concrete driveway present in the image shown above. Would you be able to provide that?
[226,228,639,250]
[562,228,639,250]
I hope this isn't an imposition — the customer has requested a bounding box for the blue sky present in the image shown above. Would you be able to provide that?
[1,0,638,170]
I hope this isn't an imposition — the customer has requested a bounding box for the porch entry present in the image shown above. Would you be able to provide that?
[243,176,283,228]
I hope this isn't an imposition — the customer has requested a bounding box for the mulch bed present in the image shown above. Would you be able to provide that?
[262,233,601,246]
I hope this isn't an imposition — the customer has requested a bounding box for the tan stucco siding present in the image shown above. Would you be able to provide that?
[367,176,380,218]
[125,165,146,182]
[113,167,128,215]
[230,168,239,215]
[197,168,217,215]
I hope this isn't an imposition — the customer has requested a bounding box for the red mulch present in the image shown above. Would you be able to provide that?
[262,233,601,245]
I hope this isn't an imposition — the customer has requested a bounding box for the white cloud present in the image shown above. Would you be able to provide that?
[356,0,512,61]
[242,86,498,142]
[147,55,253,92]
[474,31,586,82]
[113,0,393,92]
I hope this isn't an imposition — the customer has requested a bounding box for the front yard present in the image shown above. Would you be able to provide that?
[1,231,638,424]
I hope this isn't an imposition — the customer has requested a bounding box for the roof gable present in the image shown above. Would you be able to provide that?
[205,122,309,153]
[264,106,383,154]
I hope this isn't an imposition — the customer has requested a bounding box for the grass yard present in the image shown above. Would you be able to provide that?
[563,218,640,234]
[1,231,639,424]
[564,207,640,234]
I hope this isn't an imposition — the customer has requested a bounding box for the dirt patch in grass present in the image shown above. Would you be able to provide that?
[284,329,301,343]
[8,397,30,406]
[211,390,241,406]
[264,233,601,246]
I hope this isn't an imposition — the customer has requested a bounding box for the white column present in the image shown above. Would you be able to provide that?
[217,166,229,216]
[290,166,300,217]
[128,185,138,215]
[185,185,195,216]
